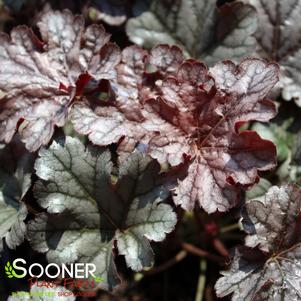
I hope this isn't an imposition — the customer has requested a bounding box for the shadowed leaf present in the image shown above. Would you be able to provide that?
[216,184,301,300]
[27,137,178,290]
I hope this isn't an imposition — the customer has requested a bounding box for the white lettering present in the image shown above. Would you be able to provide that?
[61,264,73,278]
[45,263,60,279]
[86,263,96,278]
[75,263,85,278]
[29,263,43,278]
[12,258,27,278]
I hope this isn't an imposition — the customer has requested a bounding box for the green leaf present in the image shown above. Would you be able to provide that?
[27,137,178,290]
[252,121,301,182]
[252,120,293,162]
[5,261,13,278]
[126,0,257,65]
[246,178,272,200]
[93,276,104,283]
[0,137,34,250]
[63,121,87,144]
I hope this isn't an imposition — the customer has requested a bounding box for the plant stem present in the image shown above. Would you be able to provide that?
[220,223,240,233]
[143,250,188,276]
[181,242,225,264]
[195,259,207,301]
[212,238,229,257]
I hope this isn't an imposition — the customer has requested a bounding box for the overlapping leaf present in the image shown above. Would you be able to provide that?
[0,137,34,250]
[245,178,272,200]
[248,0,301,105]
[27,137,178,290]
[252,120,293,162]
[251,119,300,182]
[216,184,301,300]
[0,9,120,151]
[70,44,186,161]
[126,0,257,65]
[72,44,279,212]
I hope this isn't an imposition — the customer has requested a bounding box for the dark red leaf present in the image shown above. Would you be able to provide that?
[71,45,279,213]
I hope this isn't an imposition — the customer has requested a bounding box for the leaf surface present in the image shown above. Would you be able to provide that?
[126,0,257,65]
[246,178,272,200]
[216,184,301,300]
[250,0,301,104]
[27,137,178,289]
[0,137,34,250]
[252,120,293,162]
[0,10,120,151]
[72,44,279,212]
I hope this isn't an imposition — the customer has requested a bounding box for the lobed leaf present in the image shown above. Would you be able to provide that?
[249,0,301,105]
[0,9,120,151]
[27,137,178,290]
[126,0,257,65]
[72,44,279,212]
[216,184,301,300]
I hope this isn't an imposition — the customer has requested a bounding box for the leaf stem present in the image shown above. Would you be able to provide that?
[143,250,188,276]
[181,242,225,264]
[142,241,225,278]
[25,203,39,215]
[195,259,207,301]
[220,223,240,233]
[212,238,229,257]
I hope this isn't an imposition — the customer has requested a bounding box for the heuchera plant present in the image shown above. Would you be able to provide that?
[1,2,300,300]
